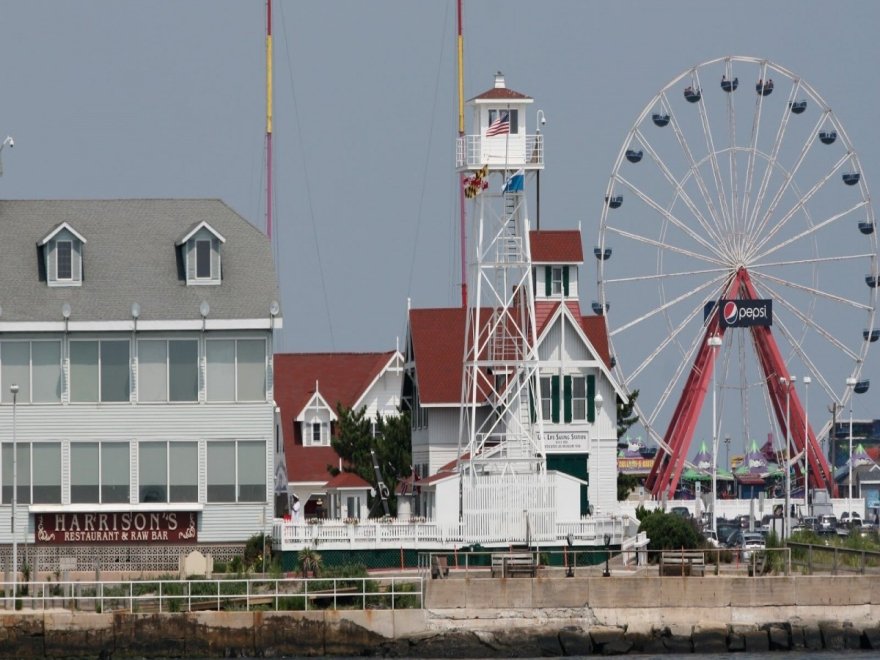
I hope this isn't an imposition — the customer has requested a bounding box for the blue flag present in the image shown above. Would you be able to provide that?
[502,169,524,193]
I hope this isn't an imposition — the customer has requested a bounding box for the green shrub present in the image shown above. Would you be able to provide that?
[638,510,700,554]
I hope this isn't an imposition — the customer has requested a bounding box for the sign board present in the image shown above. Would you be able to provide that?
[543,432,589,453]
[36,511,198,545]
[719,299,772,327]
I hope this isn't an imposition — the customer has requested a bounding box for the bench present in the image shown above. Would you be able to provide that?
[491,552,537,578]
[431,555,449,579]
[660,550,706,577]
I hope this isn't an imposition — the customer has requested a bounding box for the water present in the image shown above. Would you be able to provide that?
[197,654,877,659]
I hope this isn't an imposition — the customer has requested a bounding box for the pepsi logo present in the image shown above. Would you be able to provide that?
[723,301,738,324]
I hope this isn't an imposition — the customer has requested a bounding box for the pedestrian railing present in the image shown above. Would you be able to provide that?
[788,541,880,575]
[1,575,423,612]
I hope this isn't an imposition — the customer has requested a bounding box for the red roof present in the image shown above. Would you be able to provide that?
[469,86,531,102]
[275,351,397,484]
[530,230,584,263]
[580,316,611,367]
[325,471,371,490]
[408,308,468,405]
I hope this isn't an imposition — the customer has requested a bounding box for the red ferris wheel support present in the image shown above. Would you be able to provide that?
[646,268,838,499]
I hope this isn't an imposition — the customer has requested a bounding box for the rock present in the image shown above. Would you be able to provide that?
[789,625,806,650]
[662,635,692,653]
[601,638,634,655]
[820,622,846,651]
[727,633,745,652]
[803,625,823,651]
[410,631,494,658]
[743,629,769,653]
[843,626,862,650]
[768,625,790,650]
[558,627,592,656]
[623,630,653,653]
[589,625,625,648]
[863,627,880,650]
[692,625,727,654]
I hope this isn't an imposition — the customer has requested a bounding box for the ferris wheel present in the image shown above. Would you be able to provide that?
[595,56,878,498]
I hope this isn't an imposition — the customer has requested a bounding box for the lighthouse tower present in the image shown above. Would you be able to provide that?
[455,73,550,537]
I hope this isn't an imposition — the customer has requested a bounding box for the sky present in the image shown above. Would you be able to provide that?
[1,1,877,451]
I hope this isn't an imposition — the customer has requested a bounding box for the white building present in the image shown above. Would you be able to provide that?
[0,199,282,571]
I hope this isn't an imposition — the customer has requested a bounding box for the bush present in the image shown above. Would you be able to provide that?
[638,510,700,554]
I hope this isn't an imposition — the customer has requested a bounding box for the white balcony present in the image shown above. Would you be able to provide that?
[456,134,544,171]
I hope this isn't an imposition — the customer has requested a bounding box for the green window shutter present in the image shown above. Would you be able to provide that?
[563,376,572,423]
[529,379,536,423]
[587,375,596,423]
[563,266,570,297]
[544,266,551,297]
[551,375,560,423]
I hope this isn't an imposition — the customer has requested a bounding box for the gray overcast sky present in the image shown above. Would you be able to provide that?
[1,1,877,434]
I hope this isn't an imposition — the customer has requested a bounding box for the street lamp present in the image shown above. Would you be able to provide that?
[9,383,19,604]
[602,533,611,577]
[846,377,857,511]
[724,436,731,472]
[708,335,722,533]
[779,375,795,539]
[803,376,811,514]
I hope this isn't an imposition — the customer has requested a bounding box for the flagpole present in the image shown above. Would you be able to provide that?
[265,0,273,240]
[457,0,467,308]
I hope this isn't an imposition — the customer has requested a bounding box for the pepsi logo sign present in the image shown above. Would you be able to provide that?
[718,299,772,327]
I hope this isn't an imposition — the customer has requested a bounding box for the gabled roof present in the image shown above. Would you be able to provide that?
[0,199,278,322]
[470,86,532,102]
[275,351,400,484]
[175,220,226,245]
[38,221,88,246]
[295,391,337,423]
[325,472,372,490]
[530,230,583,264]
[408,307,466,405]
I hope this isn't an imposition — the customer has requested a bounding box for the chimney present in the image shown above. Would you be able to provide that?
[494,71,505,89]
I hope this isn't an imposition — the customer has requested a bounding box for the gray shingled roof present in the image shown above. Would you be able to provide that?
[0,199,280,322]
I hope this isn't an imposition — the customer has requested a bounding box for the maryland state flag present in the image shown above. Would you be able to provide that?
[464,165,489,199]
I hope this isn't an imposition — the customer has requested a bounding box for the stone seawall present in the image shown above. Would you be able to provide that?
[2,575,880,657]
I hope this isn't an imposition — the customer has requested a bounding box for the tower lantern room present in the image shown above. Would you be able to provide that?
[456,72,544,172]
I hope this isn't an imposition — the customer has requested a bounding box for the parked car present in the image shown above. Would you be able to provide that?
[736,514,753,529]
[702,530,721,548]
[670,506,691,519]
[850,511,862,527]
[817,514,837,534]
[739,532,766,562]
[800,516,818,532]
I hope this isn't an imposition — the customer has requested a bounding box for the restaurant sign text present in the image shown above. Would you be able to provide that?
[35,511,198,544]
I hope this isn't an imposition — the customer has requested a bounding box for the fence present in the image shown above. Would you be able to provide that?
[789,541,880,575]
[418,547,792,578]
[0,575,423,613]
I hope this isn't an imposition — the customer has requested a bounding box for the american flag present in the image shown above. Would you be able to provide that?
[485,111,510,137]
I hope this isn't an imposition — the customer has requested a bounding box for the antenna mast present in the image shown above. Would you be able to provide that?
[265,0,274,239]
[457,0,467,308]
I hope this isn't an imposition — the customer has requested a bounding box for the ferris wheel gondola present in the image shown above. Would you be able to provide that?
[596,56,878,498]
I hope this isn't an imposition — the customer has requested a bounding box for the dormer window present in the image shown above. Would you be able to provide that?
[196,239,212,279]
[176,221,226,286]
[57,241,73,280]
[551,266,564,295]
[38,222,87,287]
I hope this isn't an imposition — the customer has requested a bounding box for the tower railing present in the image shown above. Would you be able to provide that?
[456,134,544,169]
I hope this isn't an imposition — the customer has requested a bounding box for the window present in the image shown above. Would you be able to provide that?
[540,376,553,421]
[138,441,197,503]
[70,443,99,503]
[304,421,329,447]
[551,266,564,295]
[2,442,61,504]
[196,239,212,279]
[138,339,198,402]
[1,342,30,403]
[207,441,235,502]
[0,340,64,403]
[57,241,73,280]
[169,442,198,502]
[488,108,518,133]
[70,442,130,503]
[206,440,265,503]
[206,339,267,402]
[572,376,587,420]
[70,340,130,403]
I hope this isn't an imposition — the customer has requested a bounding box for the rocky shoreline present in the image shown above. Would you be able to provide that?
[384,621,880,657]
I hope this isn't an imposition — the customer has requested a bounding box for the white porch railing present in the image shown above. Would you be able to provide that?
[455,134,544,169]
[272,515,635,552]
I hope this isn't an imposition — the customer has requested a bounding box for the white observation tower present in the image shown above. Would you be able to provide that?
[455,73,551,540]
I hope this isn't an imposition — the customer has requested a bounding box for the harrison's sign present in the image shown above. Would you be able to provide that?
[35,511,198,545]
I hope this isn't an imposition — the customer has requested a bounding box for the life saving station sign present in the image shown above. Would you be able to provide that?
[35,512,198,545]
[543,432,589,452]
